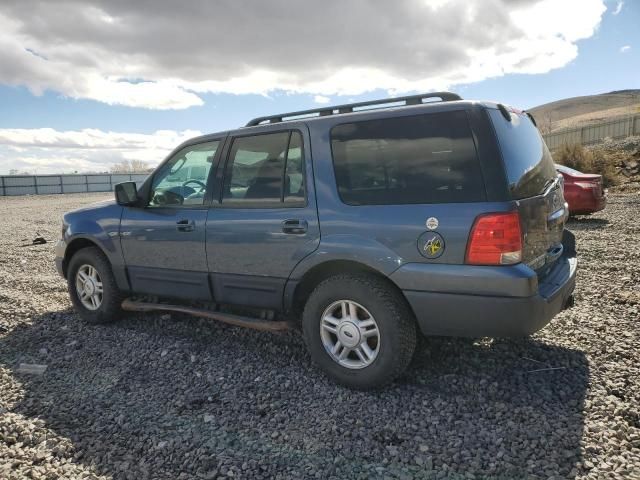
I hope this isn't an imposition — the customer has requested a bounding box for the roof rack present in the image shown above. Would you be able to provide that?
[245,91,462,127]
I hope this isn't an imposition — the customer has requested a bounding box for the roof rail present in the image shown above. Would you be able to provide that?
[245,91,462,127]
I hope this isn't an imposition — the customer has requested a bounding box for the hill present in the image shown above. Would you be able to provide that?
[529,90,640,133]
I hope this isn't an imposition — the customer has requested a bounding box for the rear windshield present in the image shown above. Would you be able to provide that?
[330,110,485,205]
[488,109,556,199]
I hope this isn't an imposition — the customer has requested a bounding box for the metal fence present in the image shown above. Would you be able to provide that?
[0,173,148,196]
[542,114,640,150]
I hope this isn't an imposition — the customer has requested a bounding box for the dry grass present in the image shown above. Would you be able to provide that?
[552,104,640,131]
[529,90,640,133]
[554,144,618,187]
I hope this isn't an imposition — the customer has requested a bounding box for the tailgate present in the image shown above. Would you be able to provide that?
[517,176,567,272]
[487,107,567,274]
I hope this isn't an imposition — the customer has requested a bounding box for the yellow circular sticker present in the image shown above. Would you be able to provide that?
[418,232,445,259]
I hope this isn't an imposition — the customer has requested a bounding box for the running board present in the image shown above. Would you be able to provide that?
[121,299,289,332]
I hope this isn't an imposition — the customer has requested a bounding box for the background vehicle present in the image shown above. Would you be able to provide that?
[56,93,577,389]
[556,164,607,215]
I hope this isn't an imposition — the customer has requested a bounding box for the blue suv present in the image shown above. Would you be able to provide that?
[56,93,577,389]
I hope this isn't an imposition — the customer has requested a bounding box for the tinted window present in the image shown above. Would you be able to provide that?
[222,131,305,206]
[489,109,557,199]
[150,141,219,206]
[283,132,305,203]
[331,111,485,205]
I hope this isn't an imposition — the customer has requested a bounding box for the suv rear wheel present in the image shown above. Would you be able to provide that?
[302,273,416,389]
[67,247,123,324]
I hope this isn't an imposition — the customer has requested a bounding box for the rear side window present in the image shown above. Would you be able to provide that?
[222,131,305,206]
[330,111,485,205]
[488,109,556,199]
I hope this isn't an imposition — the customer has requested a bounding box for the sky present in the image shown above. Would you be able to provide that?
[0,0,637,174]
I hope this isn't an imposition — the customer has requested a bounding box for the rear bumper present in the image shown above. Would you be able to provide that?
[567,191,606,215]
[391,232,577,337]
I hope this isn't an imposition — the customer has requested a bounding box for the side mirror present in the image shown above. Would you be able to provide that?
[115,181,139,206]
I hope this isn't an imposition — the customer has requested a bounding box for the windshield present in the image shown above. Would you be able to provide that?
[489,109,557,199]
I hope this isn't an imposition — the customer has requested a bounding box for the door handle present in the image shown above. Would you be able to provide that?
[282,219,308,234]
[176,219,195,232]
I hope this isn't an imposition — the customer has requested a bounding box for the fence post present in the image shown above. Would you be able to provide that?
[33,176,38,195]
[60,175,64,194]
[0,175,4,196]
[85,175,89,193]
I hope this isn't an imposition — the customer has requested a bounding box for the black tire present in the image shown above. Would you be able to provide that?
[67,246,124,324]
[302,273,417,390]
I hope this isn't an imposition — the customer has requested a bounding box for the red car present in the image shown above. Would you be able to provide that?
[556,164,606,215]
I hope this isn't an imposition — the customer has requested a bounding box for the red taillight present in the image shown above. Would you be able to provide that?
[466,212,522,265]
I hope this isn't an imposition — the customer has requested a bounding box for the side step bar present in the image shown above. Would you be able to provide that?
[121,299,290,332]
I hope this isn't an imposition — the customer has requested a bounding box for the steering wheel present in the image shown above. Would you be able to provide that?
[183,179,207,193]
[152,189,182,205]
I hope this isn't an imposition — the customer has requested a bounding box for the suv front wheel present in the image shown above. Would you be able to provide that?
[67,247,123,324]
[302,273,416,389]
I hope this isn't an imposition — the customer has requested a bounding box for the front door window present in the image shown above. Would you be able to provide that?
[150,141,220,206]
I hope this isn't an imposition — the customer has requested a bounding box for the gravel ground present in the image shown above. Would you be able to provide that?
[1,191,639,480]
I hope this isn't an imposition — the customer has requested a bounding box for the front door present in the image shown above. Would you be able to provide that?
[206,128,320,309]
[120,139,222,300]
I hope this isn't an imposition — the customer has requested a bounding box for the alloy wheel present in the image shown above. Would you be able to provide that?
[320,300,380,369]
[75,264,103,310]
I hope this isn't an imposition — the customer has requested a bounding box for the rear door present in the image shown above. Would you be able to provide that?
[205,127,320,309]
[488,109,566,272]
[323,108,490,267]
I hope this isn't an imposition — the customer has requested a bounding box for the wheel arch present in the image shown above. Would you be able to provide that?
[63,236,131,292]
[286,259,413,321]
[63,237,103,275]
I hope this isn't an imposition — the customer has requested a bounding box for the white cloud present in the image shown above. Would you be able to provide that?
[0,0,607,110]
[0,128,201,174]
[313,95,331,104]
[620,45,631,53]
[612,1,624,15]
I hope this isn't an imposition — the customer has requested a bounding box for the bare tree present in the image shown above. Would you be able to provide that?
[537,112,555,135]
[110,159,151,173]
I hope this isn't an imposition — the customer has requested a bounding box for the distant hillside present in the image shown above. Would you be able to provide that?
[529,90,640,132]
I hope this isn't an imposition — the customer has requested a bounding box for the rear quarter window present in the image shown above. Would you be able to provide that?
[488,109,557,199]
[330,110,485,205]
